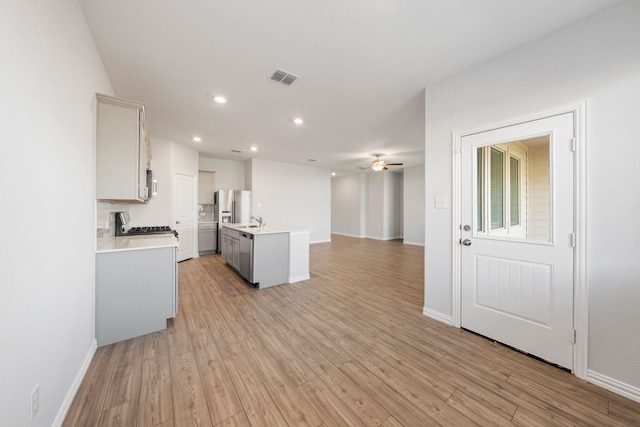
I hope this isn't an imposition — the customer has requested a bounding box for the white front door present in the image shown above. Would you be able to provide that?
[460,113,575,369]
[174,172,195,262]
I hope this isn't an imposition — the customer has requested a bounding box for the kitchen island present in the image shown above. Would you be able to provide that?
[221,224,310,289]
[96,234,178,346]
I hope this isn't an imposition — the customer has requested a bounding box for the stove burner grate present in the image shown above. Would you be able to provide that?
[126,226,174,235]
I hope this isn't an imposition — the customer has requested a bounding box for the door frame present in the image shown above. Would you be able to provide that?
[172,171,197,262]
[451,101,588,379]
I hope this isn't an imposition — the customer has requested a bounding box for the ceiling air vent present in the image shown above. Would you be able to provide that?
[231,149,242,153]
[270,69,299,86]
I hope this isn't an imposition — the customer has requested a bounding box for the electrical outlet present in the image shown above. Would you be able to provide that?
[30,385,39,420]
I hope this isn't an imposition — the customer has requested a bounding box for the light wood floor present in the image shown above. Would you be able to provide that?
[64,235,640,426]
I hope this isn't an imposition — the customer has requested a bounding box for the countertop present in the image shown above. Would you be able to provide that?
[222,223,310,236]
[97,234,179,253]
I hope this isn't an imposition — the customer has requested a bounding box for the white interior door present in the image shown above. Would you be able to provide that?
[460,113,575,369]
[174,173,195,262]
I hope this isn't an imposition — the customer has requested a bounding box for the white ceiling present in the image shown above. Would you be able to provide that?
[80,0,620,175]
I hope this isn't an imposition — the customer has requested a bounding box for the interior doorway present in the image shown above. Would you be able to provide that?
[174,172,195,262]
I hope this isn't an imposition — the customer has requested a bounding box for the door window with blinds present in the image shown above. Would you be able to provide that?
[475,135,551,242]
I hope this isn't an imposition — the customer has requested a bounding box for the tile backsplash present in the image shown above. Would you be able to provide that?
[96,201,128,249]
[198,204,214,222]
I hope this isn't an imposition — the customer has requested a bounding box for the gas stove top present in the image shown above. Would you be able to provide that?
[126,226,174,235]
[123,226,178,240]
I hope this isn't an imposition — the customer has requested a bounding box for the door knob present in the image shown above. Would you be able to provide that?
[176,221,181,224]
[462,239,472,246]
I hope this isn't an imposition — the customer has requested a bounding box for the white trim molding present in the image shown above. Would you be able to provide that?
[310,239,332,244]
[288,274,311,283]
[588,370,640,404]
[53,340,97,427]
[450,102,588,378]
[403,241,425,247]
[330,232,364,239]
[423,307,454,326]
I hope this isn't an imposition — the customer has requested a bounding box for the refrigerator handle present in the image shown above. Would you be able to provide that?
[232,200,235,223]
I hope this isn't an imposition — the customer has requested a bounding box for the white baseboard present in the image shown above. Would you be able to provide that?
[289,274,311,283]
[588,370,640,403]
[53,339,97,427]
[403,240,425,247]
[310,239,332,244]
[331,232,364,238]
[422,307,454,326]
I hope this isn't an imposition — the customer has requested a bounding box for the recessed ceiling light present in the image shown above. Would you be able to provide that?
[193,136,201,142]
[294,117,304,125]
[332,172,336,176]
[250,146,258,152]
[214,96,227,104]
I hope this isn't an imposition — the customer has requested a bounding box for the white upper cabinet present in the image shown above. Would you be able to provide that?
[96,93,151,202]
[198,171,214,204]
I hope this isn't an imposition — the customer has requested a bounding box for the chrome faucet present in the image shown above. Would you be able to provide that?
[251,215,263,226]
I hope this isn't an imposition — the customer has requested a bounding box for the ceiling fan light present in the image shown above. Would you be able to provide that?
[372,160,385,171]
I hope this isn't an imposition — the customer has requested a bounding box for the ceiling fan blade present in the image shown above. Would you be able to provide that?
[385,163,403,166]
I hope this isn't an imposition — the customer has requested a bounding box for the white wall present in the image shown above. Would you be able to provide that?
[331,174,365,237]
[365,172,404,240]
[0,1,113,426]
[365,173,385,239]
[384,172,403,240]
[198,156,246,191]
[332,171,408,241]
[424,0,640,396]
[247,159,331,243]
[403,165,425,246]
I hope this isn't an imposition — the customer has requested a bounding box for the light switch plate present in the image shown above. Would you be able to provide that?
[435,196,448,209]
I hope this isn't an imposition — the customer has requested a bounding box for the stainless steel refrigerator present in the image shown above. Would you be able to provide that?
[214,190,252,252]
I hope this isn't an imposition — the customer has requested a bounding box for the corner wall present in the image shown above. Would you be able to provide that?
[403,165,425,246]
[0,1,114,425]
[331,174,365,237]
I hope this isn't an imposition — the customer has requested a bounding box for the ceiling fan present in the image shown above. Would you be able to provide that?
[359,154,403,171]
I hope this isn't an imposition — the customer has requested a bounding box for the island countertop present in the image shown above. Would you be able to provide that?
[222,223,310,236]
[97,234,179,253]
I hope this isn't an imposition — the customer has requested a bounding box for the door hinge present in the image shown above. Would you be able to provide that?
[570,329,577,344]
[571,137,577,152]
[570,233,577,248]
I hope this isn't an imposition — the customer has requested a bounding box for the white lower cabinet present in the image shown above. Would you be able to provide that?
[96,246,177,346]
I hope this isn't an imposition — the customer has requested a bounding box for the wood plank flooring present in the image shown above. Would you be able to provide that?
[64,235,640,426]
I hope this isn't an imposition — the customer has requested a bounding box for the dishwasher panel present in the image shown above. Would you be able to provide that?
[239,232,254,283]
